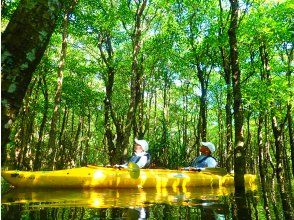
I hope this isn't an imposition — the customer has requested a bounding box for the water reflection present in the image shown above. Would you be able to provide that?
[2,187,234,207]
[2,186,257,219]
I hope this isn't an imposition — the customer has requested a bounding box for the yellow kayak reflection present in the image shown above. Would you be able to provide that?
[2,185,257,208]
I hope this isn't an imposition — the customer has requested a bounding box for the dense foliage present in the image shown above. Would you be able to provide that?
[3,0,292,169]
[1,0,293,218]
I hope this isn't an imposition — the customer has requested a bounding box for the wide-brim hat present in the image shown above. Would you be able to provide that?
[201,142,215,153]
[135,139,149,152]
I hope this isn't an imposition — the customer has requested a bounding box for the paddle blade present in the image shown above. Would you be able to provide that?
[128,162,140,179]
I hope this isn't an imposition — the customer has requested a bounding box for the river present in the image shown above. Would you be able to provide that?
[1,184,263,219]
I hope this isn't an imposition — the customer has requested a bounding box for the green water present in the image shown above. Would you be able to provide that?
[0,184,292,219]
[0,187,250,219]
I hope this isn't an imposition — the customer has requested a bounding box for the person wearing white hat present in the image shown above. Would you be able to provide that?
[183,142,217,170]
[115,138,150,168]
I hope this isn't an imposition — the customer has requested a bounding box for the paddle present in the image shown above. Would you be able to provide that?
[127,162,140,179]
[87,162,140,179]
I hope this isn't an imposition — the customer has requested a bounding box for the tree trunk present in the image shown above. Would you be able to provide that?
[257,115,272,220]
[34,75,49,170]
[13,76,37,169]
[287,104,294,177]
[56,106,69,169]
[83,109,91,165]
[120,0,147,158]
[271,116,294,220]
[1,0,70,165]
[188,18,210,143]
[217,93,225,167]
[218,0,233,172]
[73,116,83,166]
[196,64,208,141]
[285,47,294,176]
[98,31,116,165]
[100,1,148,165]
[133,74,146,139]
[47,9,71,169]
[245,111,253,172]
[160,74,170,167]
[145,90,152,137]
[228,0,246,192]
[182,82,189,152]
[19,77,40,170]
[59,106,69,147]
[260,38,294,219]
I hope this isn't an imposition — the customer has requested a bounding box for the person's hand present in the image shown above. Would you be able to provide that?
[180,167,197,171]
[179,167,190,171]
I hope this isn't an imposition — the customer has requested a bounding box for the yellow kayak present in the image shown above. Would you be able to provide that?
[1,166,256,189]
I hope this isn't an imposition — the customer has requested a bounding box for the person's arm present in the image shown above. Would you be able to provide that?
[114,163,128,168]
[190,156,199,168]
[136,156,148,168]
[206,157,217,168]
[179,157,198,170]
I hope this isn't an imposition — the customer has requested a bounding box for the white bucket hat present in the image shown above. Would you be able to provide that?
[135,138,149,152]
[201,142,215,153]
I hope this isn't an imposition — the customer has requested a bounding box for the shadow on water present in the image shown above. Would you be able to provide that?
[1,185,259,219]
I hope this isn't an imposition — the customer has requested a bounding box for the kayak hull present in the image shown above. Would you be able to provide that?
[1,167,256,189]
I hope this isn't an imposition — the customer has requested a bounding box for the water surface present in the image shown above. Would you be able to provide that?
[1,185,261,219]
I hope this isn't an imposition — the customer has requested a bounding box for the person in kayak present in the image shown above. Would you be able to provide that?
[184,142,217,170]
[115,138,151,168]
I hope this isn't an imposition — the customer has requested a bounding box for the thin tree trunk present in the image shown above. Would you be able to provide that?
[285,47,294,176]
[260,38,293,219]
[197,64,208,141]
[100,1,150,164]
[73,116,83,165]
[83,109,91,165]
[34,75,49,170]
[100,0,148,165]
[48,9,70,169]
[137,88,145,139]
[271,116,294,220]
[59,106,68,147]
[160,71,170,167]
[133,56,146,139]
[257,115,272,220]
[56,106,69,169]
[246,111,253,172]
[287,104,294,177]
[228,0,246,193]
[13,76,38,169]
[188,17,210,143]
[98,31,116,164]
[19,78,40,170]
[219,0,233,172]
[145,87,152,137]
[217,94,225,167]
[225,85,233,172]
[120,0,147,158]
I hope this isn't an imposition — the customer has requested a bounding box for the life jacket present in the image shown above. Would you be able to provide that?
[129,153,151,168]
[191,155,217,168]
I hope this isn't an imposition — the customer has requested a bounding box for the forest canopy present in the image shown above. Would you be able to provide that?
[1,0,293,179]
